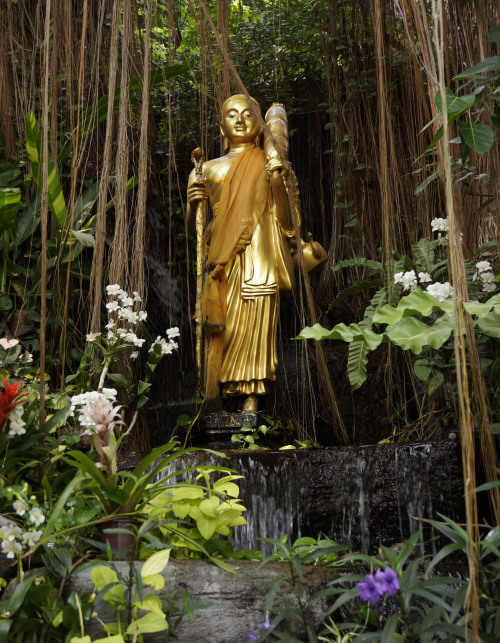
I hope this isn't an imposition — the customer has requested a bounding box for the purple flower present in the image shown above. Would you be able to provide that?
[357,574,383,603]
[258,612,274,630]
[244,627,259,640]
[375,567,400,597]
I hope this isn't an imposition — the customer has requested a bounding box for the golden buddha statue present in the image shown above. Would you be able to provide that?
[187,94,325,413]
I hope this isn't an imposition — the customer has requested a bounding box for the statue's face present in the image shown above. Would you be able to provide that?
[221,98,261,145]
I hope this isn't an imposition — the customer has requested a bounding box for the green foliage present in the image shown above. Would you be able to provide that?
[145,468,247,561]
[418,33,500,194]
[231,421,275,450]
[257,518,500,642]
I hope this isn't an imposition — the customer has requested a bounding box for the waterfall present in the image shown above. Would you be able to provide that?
[153,442,464,555]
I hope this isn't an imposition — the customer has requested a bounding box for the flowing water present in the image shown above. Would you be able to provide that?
[154,442,464,554]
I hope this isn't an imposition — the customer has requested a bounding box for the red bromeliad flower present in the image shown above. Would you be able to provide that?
[0,378,29,432]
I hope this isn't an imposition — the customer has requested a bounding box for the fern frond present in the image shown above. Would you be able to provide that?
[331,257,383,273]
[328,279,384,311]
[360,287,387,327]
[348,339,369,390]
[412,238,435,272]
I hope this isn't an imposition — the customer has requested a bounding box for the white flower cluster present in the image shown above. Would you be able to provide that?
[430,217,449,245]
[394,269,454,302]
[430,217,449,233]
[426,281,454,301]
[149,327,180,355]
[475,260,496,294]
[0,497,45,559]
[8,405,26,436]
[86,285,148,360]
[394,270,418,292]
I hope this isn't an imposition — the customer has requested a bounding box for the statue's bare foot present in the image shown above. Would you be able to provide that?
[242,394,258,413]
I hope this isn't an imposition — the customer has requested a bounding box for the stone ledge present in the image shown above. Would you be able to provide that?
[69,558,340,642]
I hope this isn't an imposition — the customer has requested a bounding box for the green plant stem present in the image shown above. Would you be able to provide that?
[396,592,417,643]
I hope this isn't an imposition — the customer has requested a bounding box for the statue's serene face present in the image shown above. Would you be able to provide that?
[221,98,261,145]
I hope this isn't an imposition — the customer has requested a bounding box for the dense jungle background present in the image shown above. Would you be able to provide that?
[0,0,499,450]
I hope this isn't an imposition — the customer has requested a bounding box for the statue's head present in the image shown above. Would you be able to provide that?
[220,94,262,149]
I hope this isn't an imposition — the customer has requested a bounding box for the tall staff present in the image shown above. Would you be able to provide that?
[190,147,206,394]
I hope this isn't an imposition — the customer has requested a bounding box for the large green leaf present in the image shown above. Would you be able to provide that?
[384,316,454,354]
[0,188,21,233]
[14,192,41,244]
[126,612,168,635]
[464,294,500,318]
[457,120,495,154]
[435,88,476,114]
[476,310,500,338]
[487,26,500,42]
[454,56,500,79]
[73,180,101,228]
[296,322,383,350]
[0,160,20,187]
[26,111,68,228]
[373,290,453,325]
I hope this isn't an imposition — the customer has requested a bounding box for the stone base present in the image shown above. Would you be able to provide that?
[68,558,338,642]
[193,411,259,447]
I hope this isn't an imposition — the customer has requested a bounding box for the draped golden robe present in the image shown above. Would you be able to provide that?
[201,145,295,401]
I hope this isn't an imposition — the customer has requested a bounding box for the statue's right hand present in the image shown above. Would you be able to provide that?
[187,184,209,205]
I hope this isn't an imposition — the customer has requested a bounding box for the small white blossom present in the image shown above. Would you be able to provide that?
[13,499,30,516]
[476,261,492,273]
[28,507,45,526]
[133,292,142,302]
[138,311,147,322]
[105,321,115,330]
[482,283,496,293]
[418,272,432,283]
[431,217,449,233]
[167,327,180,339]
[1,539,22,558]
[106,284,122,295]
[8,406,26,436]
[22,530,43,548]
[86,332,100,343]
[398,270,418,291]
[130,351,139,360]
[101,388,117,398]
[120,296,134,308]
[0,523,22,542]
[426,281,454,301]
[481,272,495,284]
[106,301,119,312]
[118,308,139,324]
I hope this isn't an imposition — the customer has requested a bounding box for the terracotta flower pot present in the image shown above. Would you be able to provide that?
[100,517,139,559]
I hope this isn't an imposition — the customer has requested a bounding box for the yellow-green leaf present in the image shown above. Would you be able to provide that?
[196,513,218,540]
[141,549,170,578]
[133,594,164,616]
[199,496,220,517]
[141,574,165,590]
[126,612,168,635]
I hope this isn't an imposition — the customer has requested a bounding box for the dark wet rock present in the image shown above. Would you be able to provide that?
[154,442,465,555]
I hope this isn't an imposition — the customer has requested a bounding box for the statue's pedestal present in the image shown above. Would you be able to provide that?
[195,411,259,447]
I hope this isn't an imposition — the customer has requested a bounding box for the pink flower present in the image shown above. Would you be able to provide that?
[78,394,123,437]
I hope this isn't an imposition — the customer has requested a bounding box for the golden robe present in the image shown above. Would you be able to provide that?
[201,145,295,401]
